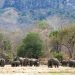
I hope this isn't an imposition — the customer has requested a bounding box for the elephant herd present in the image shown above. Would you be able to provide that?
[11,57,40,67]
[0,57,75,68]
[48,58,75,68]
[0,57,40,67]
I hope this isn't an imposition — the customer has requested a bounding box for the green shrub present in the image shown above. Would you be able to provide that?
[52,51,63,61]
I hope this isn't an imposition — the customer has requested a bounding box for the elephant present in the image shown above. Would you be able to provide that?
[48,59,52,68]
[23,58,29,66]
[0,58,5,67]
[13,57,40,67]
[29,59,33,66]
[34,59,40,66]
[11,57,21,67]
[11,60,20,67]
[19,58,40,67]
[29,58,40,67]
[19,57,30,66]
[13,57,24,66]
[18,57,25,66]
[14,57,30,66]
[69,60,75,67]
[48,58,60,68]
[61,60,69,67]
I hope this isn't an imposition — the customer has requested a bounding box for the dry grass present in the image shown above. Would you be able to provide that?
[0,65,75,75]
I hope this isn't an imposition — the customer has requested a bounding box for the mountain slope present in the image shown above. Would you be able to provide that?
[0,0,75,31]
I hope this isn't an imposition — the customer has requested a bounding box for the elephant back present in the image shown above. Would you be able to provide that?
[52,58,60,65]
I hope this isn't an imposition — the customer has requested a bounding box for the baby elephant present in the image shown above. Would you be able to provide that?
[48,58,60,68]
[0,58,5,67]
[11,60,20,67]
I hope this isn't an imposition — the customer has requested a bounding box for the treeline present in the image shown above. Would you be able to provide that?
[0,21,75,61]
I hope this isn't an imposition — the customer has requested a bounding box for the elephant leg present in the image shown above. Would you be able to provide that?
[57,64,59,68]
[12,63,15,67]
[34,62,37,66]
[54,65,56,68]
[21,62,23,66]
[48,63,52,68]
[30,61,33,66]
[16,63,18,67]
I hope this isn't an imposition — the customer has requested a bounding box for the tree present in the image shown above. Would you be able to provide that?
[3,40,11,51]
[49,31,61,52]
[37,20,49,30]
[62,27,75,58]
[49,26,75,59]
[36,20,51,57]
[17,32,43,58]
[0,33,12,60]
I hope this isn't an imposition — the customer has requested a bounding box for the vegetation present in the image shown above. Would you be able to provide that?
[49,26,75,59]
[37,20,50,57]
[0,21,75,60]
[0,33,12,60]
[17,32,43,58]
[37,20,48,30]
[52,51,63,61]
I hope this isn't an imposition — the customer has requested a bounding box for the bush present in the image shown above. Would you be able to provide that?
[52,52,63,61]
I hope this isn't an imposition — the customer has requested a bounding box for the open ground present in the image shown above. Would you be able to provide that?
[0,65,75,75]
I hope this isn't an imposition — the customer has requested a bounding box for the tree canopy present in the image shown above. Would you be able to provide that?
[17,32,43,58]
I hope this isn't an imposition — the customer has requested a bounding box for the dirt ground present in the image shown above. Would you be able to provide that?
[0,65,75,75]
